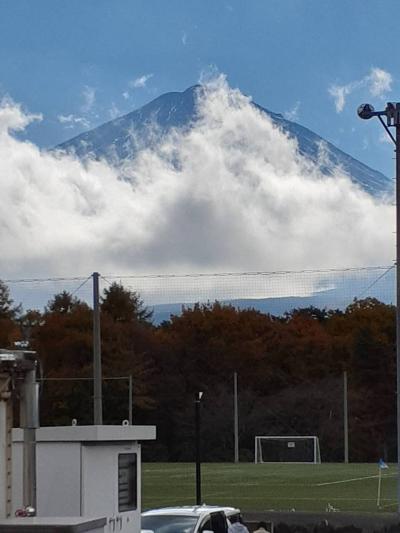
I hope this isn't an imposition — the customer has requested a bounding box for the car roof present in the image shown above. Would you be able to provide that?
[142,505,240,518]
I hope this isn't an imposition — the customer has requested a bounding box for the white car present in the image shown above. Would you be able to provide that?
[141,504,242,533]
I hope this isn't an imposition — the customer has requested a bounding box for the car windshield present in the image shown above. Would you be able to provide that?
[141,514,198,533]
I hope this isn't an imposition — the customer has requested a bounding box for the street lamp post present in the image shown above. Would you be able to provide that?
[358,102,400,512]
[194,391,203,505]
[92,271,103,425]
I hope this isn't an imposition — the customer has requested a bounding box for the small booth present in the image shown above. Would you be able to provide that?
[12,424,156,533]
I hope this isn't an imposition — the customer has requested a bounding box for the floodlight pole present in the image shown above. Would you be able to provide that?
[195,391,203,505]
[234,372,239,463]
[396,112,400,515]
[343,370,349,464]
[358,102,400,512]
[92,272,103,425]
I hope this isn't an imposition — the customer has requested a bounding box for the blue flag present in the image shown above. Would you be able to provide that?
[378,458,389,469]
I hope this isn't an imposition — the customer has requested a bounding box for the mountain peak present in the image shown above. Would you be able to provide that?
[57,86,391,197]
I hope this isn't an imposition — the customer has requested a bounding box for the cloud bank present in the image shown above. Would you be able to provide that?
[0,78,394,281]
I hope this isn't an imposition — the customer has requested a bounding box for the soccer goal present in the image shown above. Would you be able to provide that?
[254,436,321,464]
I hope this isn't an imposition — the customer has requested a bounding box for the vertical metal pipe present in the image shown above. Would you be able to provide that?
[21,365,38,512]
[22,430,35,510]
[128,375,133,425]
[344,370,349,463]
[0,398,9,519]
[396,116,400,513]
[233,372,239,463]
[93,272,103,425]
[313,436,317,464]
[195,394,201,505]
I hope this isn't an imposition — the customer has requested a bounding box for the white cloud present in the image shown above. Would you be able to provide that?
[81,85,96,112]
[58,86,96,129]
[329,67,393,113]
[329,82,360,113]
[368,67,392,97]
[284,101,300,121]
[57,114,90,129]
[199,65,221,85]
[129,74,153,89]
[122,91,130,100]
[0,83,394,285]
[108,102,120,120]
[181,31,187,46]
[0,97,42,133]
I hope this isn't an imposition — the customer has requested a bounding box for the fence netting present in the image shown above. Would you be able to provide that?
[5,265,396,320]
[2,265,398,513]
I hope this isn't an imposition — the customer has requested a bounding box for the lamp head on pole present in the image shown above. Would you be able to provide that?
[357,103,375,120]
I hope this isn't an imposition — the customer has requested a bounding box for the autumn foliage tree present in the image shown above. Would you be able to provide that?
[0,277,396,462]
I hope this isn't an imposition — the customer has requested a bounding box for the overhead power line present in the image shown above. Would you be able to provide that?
[3,265,393,284]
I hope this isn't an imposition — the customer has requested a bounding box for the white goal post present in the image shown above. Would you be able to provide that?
[254,436,321,464]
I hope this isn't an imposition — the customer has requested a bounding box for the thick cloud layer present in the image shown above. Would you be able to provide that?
[0,79,395,280]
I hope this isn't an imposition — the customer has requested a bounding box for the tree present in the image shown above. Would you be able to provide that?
[0,280,21,347]
[100,287,157,416]
[32,293,93,425]
[45,290,82,314]
[0,279,21,320]
[284,305,330,323]
[19,309,43,348]
[101,283,153,323]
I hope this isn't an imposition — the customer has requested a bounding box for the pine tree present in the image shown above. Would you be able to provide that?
[101,283,153,323]
[0,279,21,319]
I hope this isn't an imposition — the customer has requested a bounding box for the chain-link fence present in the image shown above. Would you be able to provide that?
[5,265,396,321]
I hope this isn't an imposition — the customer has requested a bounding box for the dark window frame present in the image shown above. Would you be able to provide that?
[118,453,137,512]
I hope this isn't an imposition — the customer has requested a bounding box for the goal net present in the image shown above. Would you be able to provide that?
[255,436,321,464]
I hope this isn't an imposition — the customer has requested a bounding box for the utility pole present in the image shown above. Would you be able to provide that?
[92,272,103,425]
[233,372,239,463]
[343,370,349,464]
[396,109,400,513]
[358,102,400,511]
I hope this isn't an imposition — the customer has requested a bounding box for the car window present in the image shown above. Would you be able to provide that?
[200,518,212,532]
[199,512,227,533]
[227,513,240,524]
[210,512,228,533]
[141,515,198,533]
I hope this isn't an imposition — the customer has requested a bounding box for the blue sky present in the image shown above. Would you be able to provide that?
[0,0,398,177]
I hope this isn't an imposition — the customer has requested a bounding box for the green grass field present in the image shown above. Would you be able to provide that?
[142,463,397,513]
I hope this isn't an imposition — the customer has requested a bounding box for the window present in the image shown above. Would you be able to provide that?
[200,519,212,532]
[141,515,198,533]
[118,453,137,512]
[209,512,228,533]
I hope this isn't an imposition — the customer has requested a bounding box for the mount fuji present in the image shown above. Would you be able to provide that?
[58,85,391,198]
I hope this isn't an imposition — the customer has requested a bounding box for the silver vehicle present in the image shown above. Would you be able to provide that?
[141,504,241,533]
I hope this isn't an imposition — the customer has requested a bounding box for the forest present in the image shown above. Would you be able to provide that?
[0,279,396,463]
